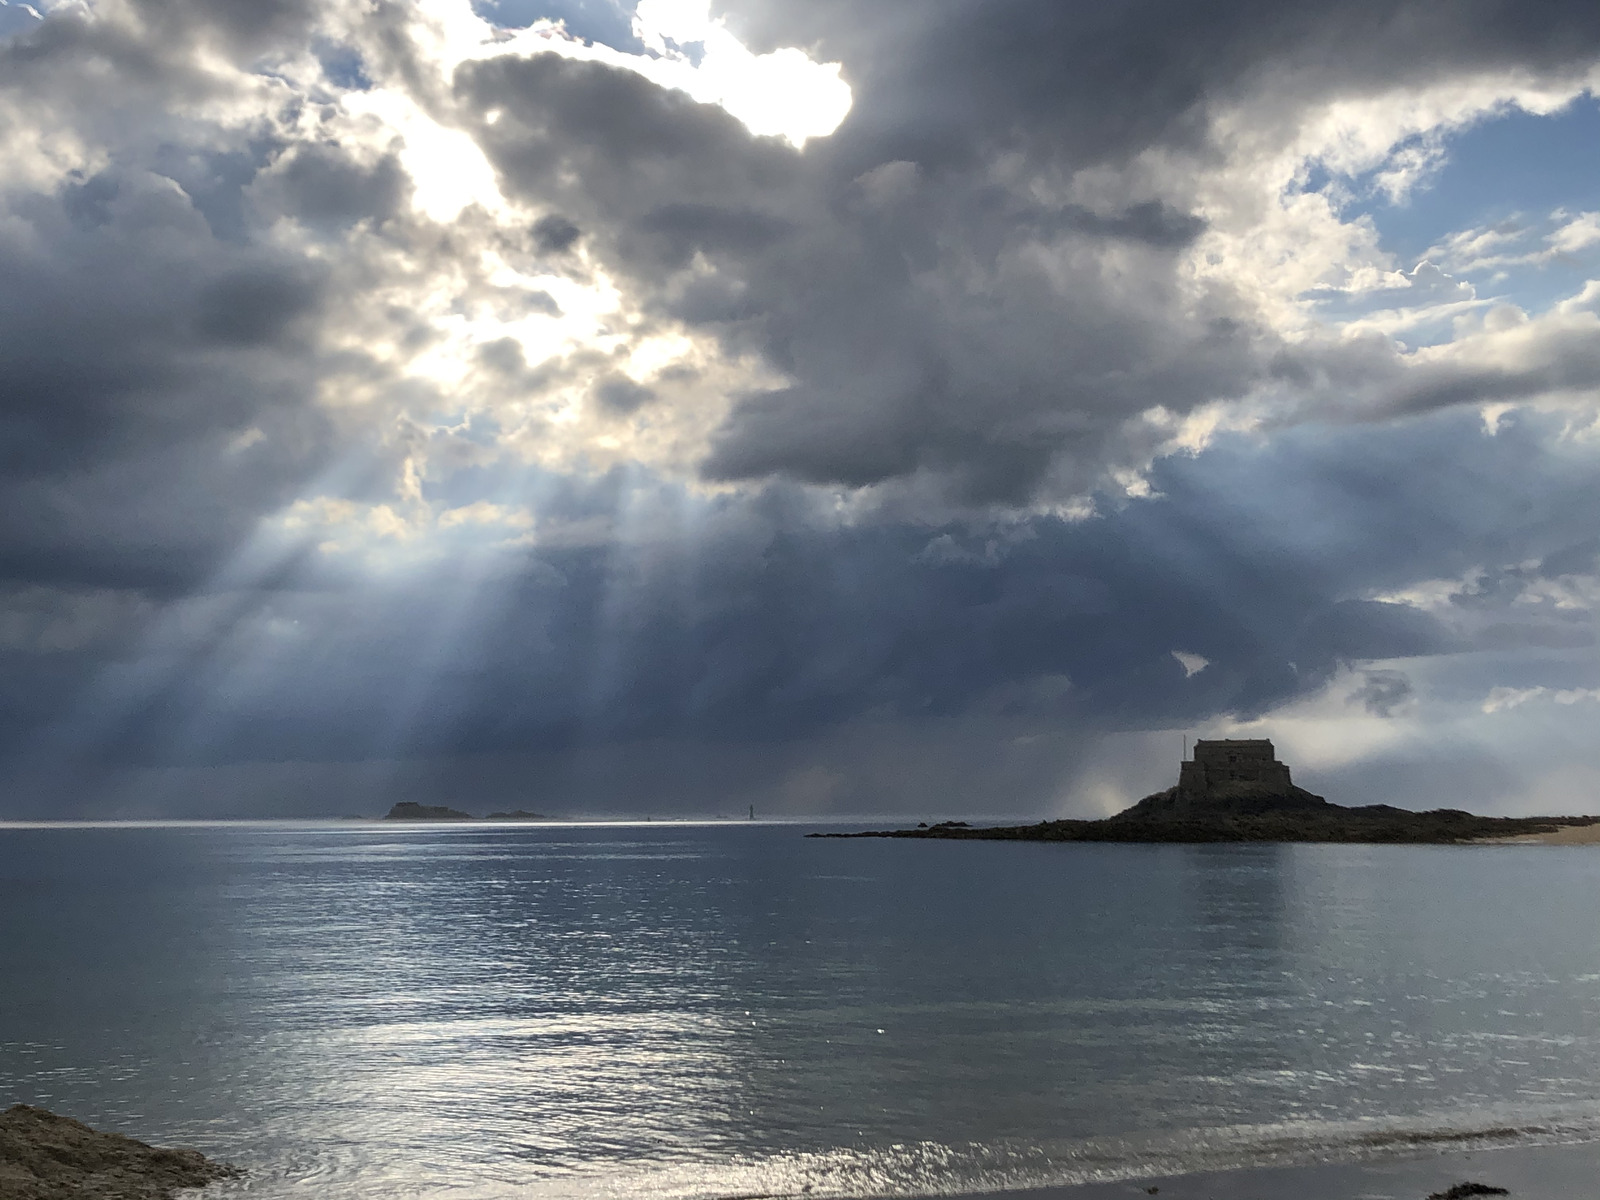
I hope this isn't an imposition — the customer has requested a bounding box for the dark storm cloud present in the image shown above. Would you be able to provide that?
[0,158,335,591]
[0,0,455,603]
[456,46,1253,503]
[15,408,1591,786]
[460,52,805,231]
[1385,323,1600,417]
[716,0,1600,153]
[0,0,317,113]
[455,0,1600,505]
[531,211,583,252]
[1032,201,1208,249]
[253,144,410,232]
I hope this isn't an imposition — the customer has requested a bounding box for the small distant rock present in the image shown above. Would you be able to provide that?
[383,801,472,820]
[1426,1184,1510,1200]
[484,809,555,821]
[0,1104,241,1200]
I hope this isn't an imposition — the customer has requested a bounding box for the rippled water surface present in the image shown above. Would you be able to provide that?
[4,822,1600,1197]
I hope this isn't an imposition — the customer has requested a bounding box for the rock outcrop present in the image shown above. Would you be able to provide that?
[0,1104,240,1200]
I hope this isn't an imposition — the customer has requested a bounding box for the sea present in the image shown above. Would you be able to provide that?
[4,820,1600,1199]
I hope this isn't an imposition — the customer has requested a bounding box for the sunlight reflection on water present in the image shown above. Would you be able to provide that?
[5,823,1600,1197]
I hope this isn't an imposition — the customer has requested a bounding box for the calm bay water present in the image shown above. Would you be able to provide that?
[4,821,1600,1197]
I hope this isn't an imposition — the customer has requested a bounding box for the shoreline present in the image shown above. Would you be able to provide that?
[7,1105,1599,1198]
[965,1138,1600,1200]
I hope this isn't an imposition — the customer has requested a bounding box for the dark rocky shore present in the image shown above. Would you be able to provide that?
[814,738,1600,845]
[0,1104,240,1199]
[811,806,1600,843]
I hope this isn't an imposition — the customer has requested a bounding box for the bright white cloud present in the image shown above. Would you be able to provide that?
[1482,685,1600,713]
[342,88,507,223]
[1182,75,1600,354]
[1425,208,1600,275]
[631,0,853,145]
[1549,209,1600,254]
[472,1,851,149]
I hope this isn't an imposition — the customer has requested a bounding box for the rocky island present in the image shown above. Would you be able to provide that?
[814,738,1600,844]
[382,802,560,821]
[484,809,557,820]
[384,801,473,820]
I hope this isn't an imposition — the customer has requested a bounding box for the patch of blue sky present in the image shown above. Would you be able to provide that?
[1456,250,1598,318]
[473,0,644,53]
[1365,95,1600,267]
[1310,95,1600,337]
[0,0,42,41]
[313,38,372,92]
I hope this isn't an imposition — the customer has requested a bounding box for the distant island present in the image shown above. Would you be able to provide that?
[484,810,557,821]
[384,802,473,820]
[383,803,559,821]
[813,738,1600,844]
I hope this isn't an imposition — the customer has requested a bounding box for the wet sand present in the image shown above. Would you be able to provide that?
[1478,823,1600,845]
[975,1139,1600,1200]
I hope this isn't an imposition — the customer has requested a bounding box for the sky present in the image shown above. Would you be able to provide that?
[1,0,1599,819]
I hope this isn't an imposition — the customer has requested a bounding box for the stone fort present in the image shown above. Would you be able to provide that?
[1178,738,1295,801]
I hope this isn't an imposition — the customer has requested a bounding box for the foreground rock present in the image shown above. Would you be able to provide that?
[0,1104,240,1199]
[814,738,1600,845]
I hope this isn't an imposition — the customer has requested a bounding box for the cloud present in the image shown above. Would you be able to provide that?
[1427,207,1600,274]
[1482,684,1600,713]
[1351,668,1414,717]
[3,0,1600,815]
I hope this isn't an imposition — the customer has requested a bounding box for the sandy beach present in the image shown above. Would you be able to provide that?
[1479,824,1600,845]
[994,1138,1600,1200]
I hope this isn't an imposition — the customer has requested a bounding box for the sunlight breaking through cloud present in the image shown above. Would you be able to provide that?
[3,0,1600,817]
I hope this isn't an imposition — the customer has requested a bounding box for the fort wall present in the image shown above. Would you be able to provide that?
[1178,738,1294,800]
